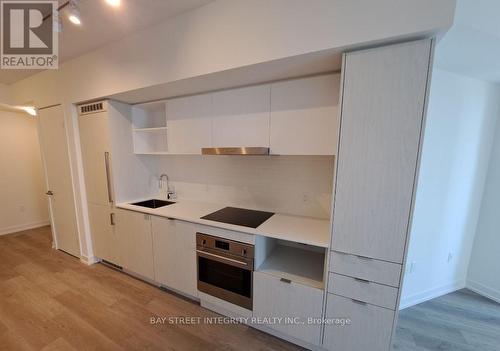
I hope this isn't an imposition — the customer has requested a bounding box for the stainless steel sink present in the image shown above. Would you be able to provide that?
[130,199,175,209]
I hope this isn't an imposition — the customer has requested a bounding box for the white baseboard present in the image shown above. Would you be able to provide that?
[0,220,50,236]
[467,279,500,304]
[399,280,465,310]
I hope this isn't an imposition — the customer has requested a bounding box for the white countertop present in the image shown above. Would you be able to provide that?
[116,199,331,248]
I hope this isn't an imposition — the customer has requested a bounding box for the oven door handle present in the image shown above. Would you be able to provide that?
[196,250,248,267]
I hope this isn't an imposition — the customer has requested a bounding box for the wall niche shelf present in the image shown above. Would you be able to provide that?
[255,237,326,290]
[132,101,168,154]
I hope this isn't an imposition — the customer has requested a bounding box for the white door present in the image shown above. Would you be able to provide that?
[38,105,81,257]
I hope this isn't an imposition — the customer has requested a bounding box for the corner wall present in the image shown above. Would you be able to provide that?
[401,69,500,308]
[467,99,500,303]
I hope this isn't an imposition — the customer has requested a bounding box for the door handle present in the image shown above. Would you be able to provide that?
[110,213,115,226]
[45,190,54,196]
[104,152,114,203]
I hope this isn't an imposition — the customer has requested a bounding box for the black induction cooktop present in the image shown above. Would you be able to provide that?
[201,207,275,228]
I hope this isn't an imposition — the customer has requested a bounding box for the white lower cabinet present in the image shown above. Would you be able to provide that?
[323,294,395,351]
[253,271,323,345]
[114,209,155,280]
[152,217,197,297]
[328,273,398,310]
[88,203,122,266]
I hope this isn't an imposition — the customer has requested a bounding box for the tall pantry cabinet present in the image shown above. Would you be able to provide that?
[78,100,153,267]
[324,39,433,351]
[78,101,120,265]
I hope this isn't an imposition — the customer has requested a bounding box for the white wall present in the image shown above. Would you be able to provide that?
[400,69,500,308]
[151,155,334,219]
[0,111,49,235]
[467,102,500,303]
[5,0,456,260]
[0,83,10,103]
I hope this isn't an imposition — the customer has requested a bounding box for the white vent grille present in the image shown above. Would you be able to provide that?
[79,101,106,115]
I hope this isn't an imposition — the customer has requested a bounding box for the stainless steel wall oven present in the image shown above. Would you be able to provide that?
[196,233,254,310]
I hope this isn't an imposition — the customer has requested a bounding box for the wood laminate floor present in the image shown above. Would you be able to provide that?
[0,226,302,351]
[393,289,500,351]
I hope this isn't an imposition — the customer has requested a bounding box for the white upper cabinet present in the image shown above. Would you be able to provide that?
[270,74,340,155]
[212,85,271,147]
[166,94,212,154]
[135,74,340,155]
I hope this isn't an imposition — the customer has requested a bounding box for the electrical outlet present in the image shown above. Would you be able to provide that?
[447,252,453,263]
[19,205,25,213]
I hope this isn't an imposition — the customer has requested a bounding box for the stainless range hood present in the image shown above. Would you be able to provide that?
[201,147,270,156]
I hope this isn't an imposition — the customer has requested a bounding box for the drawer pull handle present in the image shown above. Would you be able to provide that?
[351,299,367,305]
[357,255,373,260]
[280,278,292,284]
[354,278,370,284]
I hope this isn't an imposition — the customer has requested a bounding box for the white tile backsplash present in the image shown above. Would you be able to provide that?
[147,155,334,219]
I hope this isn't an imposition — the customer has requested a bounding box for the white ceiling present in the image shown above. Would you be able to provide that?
[435,0,500,83]
[0,0,213,85]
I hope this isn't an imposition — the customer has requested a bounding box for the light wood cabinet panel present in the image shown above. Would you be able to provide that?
[87,203,121,266]
[329,251,401,287]
[152,217,197,297]
[166,94,212,154]
[328,273,398,310]
[212,85,270,147]
[115,209,155,280]
[332,40,432,263]
[79,111,112,206]
[270,74,340,155]
[253,271,323,345]
[324,293,395,351]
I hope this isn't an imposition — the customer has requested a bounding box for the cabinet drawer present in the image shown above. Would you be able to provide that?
[253,271,323,345]
[323,293,395,351]
[328,273,398,310]
[329,251,401,287]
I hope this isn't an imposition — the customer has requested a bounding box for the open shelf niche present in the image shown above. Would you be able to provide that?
[255,236,327,289]
[132,100,168,154]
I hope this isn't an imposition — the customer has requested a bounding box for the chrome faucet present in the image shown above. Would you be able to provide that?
[159,173,176,200]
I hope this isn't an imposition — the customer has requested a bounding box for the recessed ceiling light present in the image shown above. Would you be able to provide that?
[68,0,81,25]
[105,0,121,7]
[68,14,81,25]
[20,106,37,116]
